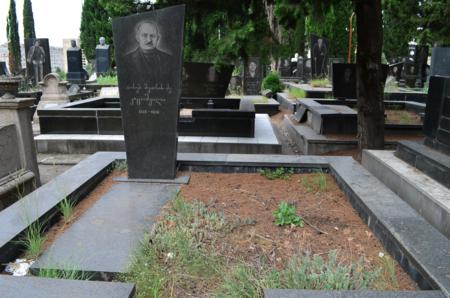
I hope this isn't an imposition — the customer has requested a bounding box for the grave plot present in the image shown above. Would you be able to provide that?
[284,99,425,155]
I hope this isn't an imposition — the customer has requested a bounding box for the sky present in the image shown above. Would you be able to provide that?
[0,0,84,47]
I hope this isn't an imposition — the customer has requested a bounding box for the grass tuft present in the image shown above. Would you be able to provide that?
[35,266,94,280]
[310,79,330,88]
[17,221,46,259]
[59,197,75,223]
[302,170,327,193]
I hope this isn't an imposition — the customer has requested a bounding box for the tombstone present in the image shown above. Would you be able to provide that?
[327,58,344,81]
[66,40,85,84]
[416,46,429,87]
[310,35,329,79]
[279,58,292,77]
[35,73,69,121]
[389,62,403,81]
[332,63,356,99]
[25,38,51,85]
[113,5,185,179]
[296,57,304,80]
[423,76,450,153]
[303,58,312,82]
[0,62,9,76]
[243,57,262,95]
[181,62,233,98]
[430,47,450,77]
[95,37,111,75]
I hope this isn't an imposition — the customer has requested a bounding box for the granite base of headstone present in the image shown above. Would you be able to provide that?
[181,62,233,98]
[113,5,185,179]
[25,38,51,85]
[430,47,450,77]
[243,57,262,95]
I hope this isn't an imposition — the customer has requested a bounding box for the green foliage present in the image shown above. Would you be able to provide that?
[112,160,127,172]
[288,86,306,99]
[7,0,21,74]
[23,0,36,39]
[97,74,118,85]
[80,0,112,60]
[35,266,93,280]
[273,202,304,227]
[260,168,293,180]
[55,67,67,80]
[59,198,75,223]
[302,170,327,193]
[262,72,283,93]
[310,78,330,88]
[17,220,46,258]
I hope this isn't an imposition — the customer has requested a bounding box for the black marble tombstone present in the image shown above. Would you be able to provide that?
[279,58,291,77]
[113,5,185,179]
[332,63,356,99]
[25,38,51,84]
[296,57,304,80]
[327,58,344,81]
[423,76,450,154]
[67,40,85,84]
[0,62,8,76]
[181,62,233,98]
[303,58,312,82]
[95,38,111,75]
[243,57,262,95]
[430,47,450,77]
[310,35,329,79]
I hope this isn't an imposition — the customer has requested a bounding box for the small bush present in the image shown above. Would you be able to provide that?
[260,168,294,180]
[262,72,283,93]
[273,202,304,227]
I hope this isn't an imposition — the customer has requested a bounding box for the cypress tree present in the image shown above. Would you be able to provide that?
[7,0,21,75]
[23,0,36,39]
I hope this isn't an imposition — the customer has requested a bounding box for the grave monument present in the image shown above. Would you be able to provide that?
[332,63,356,99]
[66,40,86,84]
[113,5,185,179]
[25,38,51,85]
[279,58,291,77]
[95,37,111,75]
[430,47,450,77]
[0,62,9,76]
[243,57,262,95]
[310,35,329,78]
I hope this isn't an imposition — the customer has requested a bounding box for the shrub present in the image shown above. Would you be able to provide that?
[262,72,283,93]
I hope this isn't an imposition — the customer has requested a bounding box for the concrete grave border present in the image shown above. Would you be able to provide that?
[0,152,448,296]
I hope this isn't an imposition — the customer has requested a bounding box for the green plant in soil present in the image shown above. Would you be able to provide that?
[120,196,398,297]
[262,72,283,93]
[97,74,118,85]
[273,202,304,227]
[260,168,294,180]
[288,86,306,99]
[34,266,93,280]
[112,160,128,172]
[310,78,330,88]
[17,220,46,259]
[302,170,327,193]
[59,197,75,223]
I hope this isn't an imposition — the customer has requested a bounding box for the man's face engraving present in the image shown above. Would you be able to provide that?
[249,61,257,72]
[136,23,159,51]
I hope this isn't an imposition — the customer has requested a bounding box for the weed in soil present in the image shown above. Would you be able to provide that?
[302,170,327,193]
[34,266,94,280]
[120,195,398,297]
[59,197,75,224]
[17,220,46,259]
[260,168,293,180]
[273,202,304,227]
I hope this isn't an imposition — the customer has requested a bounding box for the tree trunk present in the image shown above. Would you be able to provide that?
[354,0,384,151]
[262,0,284,70]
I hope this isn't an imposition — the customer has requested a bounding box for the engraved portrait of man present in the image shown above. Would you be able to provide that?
[27,40,46,83]
[123,19,172,86]
[248,61,258,79]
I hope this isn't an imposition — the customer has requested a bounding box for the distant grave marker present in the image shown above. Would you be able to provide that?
[66,40,86,84]
[430,47,450,77]
[25,38,51,85]
[113,5,185,179]
[243,57,262,95]
[311,35,329,78]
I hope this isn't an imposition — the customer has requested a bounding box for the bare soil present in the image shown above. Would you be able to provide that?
[179,172,418,291]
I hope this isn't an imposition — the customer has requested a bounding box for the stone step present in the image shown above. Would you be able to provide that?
[0,275,135,298]
[362,150,450,238]
[32,182,180,279]
[265,289,445,298]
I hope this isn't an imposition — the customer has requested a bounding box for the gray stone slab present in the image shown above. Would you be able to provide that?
[0,152,122,265]
[265,289,445,298]
[330,157,450,296]
[0,275,135,298]
[0,124,21,178]
[32,182,179,276]
[115,175,190,184]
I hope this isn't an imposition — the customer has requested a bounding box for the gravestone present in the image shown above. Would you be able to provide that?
[96,37,111,75]
[416,46,429,87]
[423,76,450,154]
[327,58,344,81]
[303,58,312,82]
[389,62,403,81]
[296,57,304,80]
[243,57,262,95]
[67,40,86,84]
[0,62,9,76]
[181,62,233,98]
[113,5,185,179]
[35,73,69,123]
[310,35,329,78]
[25,38,51,85]
[430,47,450,77]
[279,58,291,77]
[332,63,356,99]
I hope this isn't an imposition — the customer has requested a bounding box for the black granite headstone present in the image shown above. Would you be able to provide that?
[389,62,403,81]
[181,62,233,98]
[0,62,8,76]
[303,58,312,82]
[296,57,304,79]
[25,38,51,84]
[279,58,291,77]
[113,5,185,179]
[67,40,85,84]
[332,63,356,99]
[327,58,344,81]
[95,37,111,74]
[310,35,329,79]
[430,47,450,77]
[423,76,450,153]
[243,57,262,95]
[416,46,429,87]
